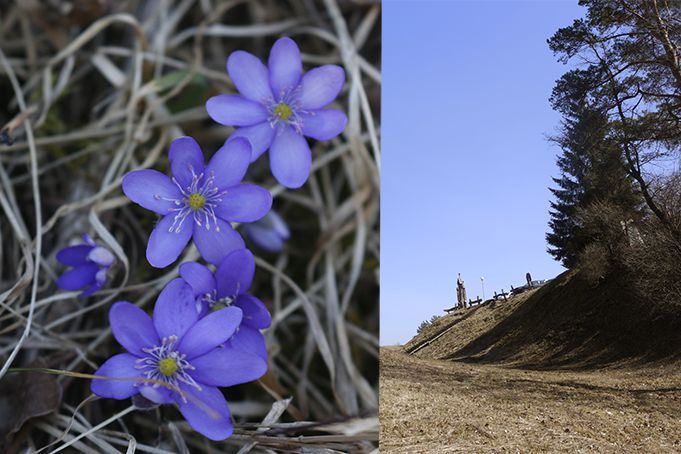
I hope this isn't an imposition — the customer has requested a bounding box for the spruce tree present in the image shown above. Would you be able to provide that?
[548,0,681,238]
[547,74,640,267]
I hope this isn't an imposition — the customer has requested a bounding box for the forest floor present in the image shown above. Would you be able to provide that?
[380,346,681,453]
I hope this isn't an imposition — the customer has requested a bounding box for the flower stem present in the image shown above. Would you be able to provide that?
[6,367,104,380]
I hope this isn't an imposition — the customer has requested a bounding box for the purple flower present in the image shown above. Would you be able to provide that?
[206,37,347,189]
[179,248,271,361]
[91,279,267,440]
[242,210,290,253]
[56,234,115,297]
[122,136,272,268]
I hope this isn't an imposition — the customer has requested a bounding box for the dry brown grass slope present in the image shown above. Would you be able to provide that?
[381,271,681,452]
[404,270,681,369]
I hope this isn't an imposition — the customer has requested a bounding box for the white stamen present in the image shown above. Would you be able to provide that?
[153,166,228,234]
[201,285,240,311]
[265,86,309,134]
[134,335,201,402]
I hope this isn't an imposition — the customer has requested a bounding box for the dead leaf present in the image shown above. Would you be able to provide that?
[0,359,62,450]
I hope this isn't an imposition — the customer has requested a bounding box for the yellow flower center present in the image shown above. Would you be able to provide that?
[188,193,205,210]
[210,302,226,312]
[274,102,293,120]
[158,357,178,377]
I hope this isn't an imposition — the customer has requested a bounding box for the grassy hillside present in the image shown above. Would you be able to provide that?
[404,271,681,368]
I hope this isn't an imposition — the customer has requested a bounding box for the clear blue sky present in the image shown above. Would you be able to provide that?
[381,0,584,345]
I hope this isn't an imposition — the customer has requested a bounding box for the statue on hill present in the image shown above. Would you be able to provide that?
[456,273,467,309]
[526,272,533,289]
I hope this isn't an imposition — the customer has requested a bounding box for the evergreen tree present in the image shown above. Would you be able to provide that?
[547,75,640,267]
[548,0,681,238]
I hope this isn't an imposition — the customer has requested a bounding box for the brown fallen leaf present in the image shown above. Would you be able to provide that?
[0,359,62,451]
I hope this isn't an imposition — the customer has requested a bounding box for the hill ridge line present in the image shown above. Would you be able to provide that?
[405,306,482,355]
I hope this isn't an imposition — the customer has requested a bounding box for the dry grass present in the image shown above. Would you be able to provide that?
[404,291,534,360]
[384,270,681,452]
[404,271,681,368]
[380,347,681,453]
[0,1,379,452]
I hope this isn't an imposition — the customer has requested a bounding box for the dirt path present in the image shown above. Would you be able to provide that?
[380,347,681,453]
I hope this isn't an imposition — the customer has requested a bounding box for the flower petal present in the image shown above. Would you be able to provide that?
[268,37,302,100]
[153,278,199,340]
[298,65,345,110]
[190,345,267,386]
[263,210,290,239]
[56,245,92,266]
[87,246,115,267]
[178,306,242,359]
[214,184,272,223]
[175,384,233,441]
[56,263,99,291]
[206,95,268,127]
[193,218,245,266]
[91,353,142,399]
[168,137,205,190]
[300,109,347,141]
[236,294,271,329]
[109,301,159,356]
[227,50,273,103]
[205,137,251,190]
[79,282,102,297]
[139,385,174,404]
[95,269,107,286]
[227,326,268,361]
[215,248,255,298]
[179,262,216,297]
[146,215,193,268]
[270,126,311,189]
[122,169,181,215]
[228,122,276,162]
[245,224,285,252]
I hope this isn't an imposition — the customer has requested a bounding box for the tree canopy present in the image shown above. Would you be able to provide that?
[547,0,681,266]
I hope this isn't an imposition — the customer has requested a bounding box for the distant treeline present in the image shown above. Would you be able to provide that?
[547,0,681,306]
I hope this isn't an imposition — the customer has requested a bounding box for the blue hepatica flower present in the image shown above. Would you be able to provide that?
[122,136,272,268]
[179,248,271,361]
[56,234,115,296]
[206,37,347,189]
[242,210,290,253]
[91,279,267,440]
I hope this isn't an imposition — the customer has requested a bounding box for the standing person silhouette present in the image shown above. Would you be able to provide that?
[526,272,533,289]
[457,273,467,309]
